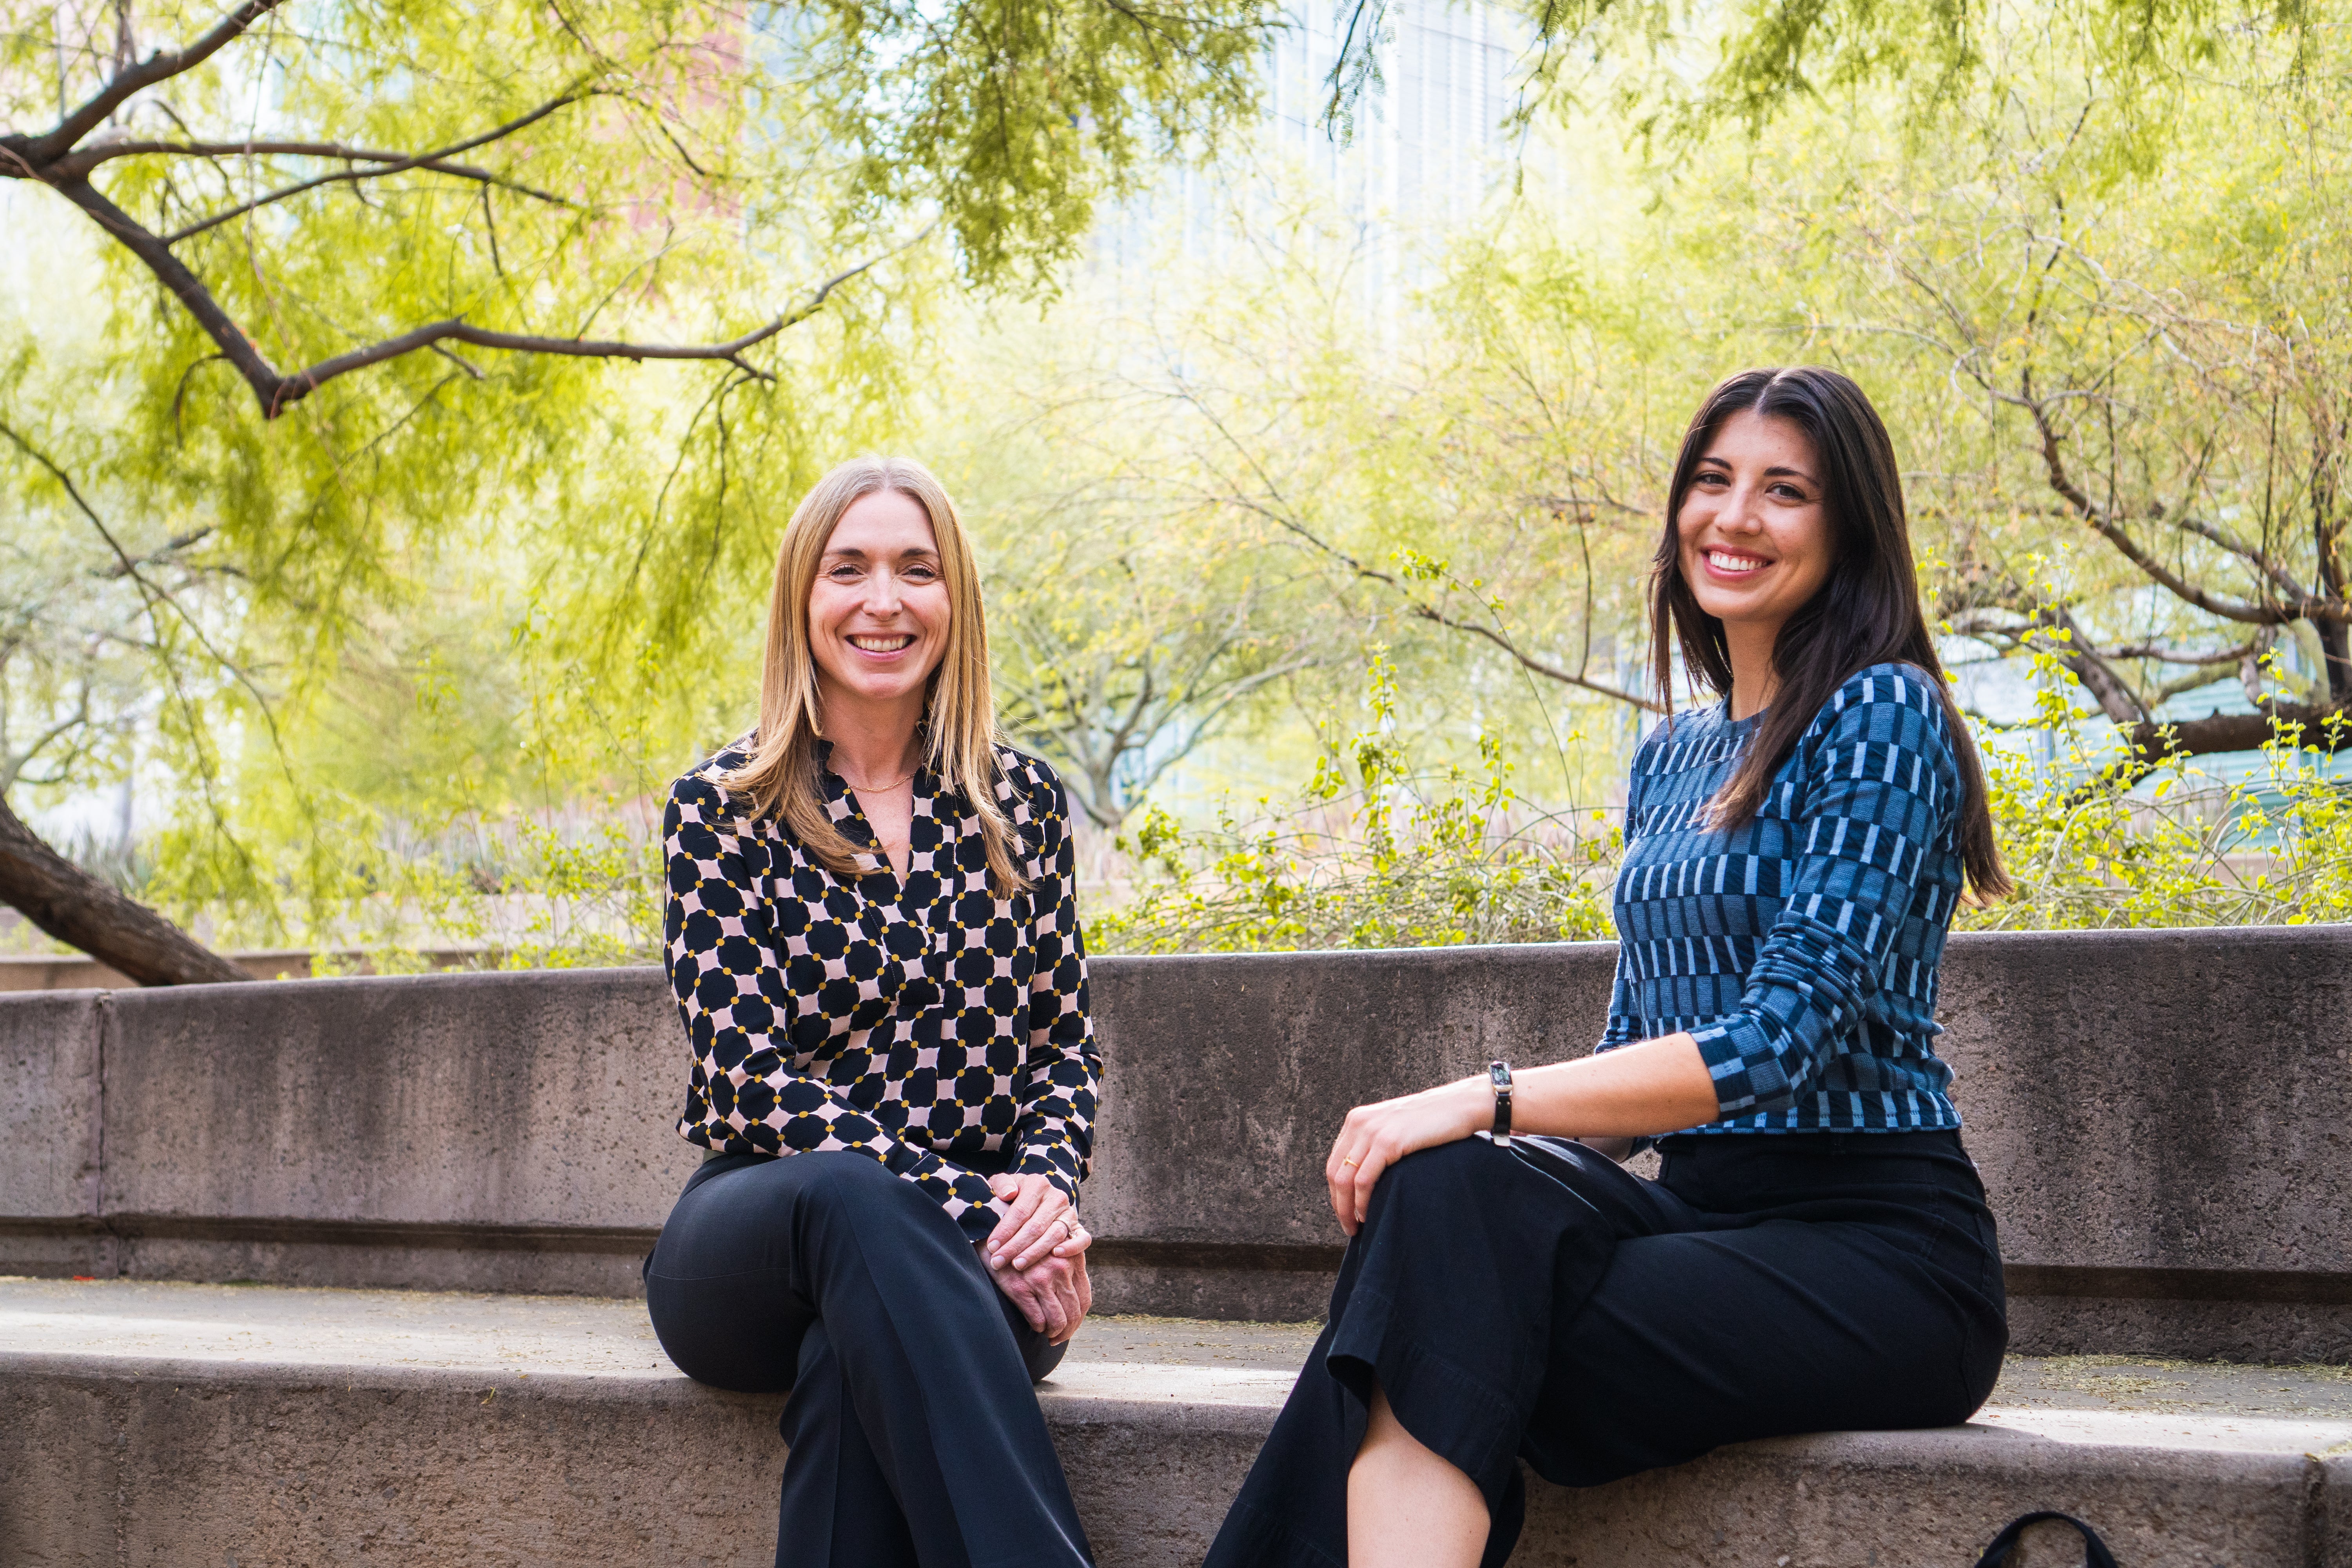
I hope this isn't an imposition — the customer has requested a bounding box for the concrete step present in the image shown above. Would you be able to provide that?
[3,1279,2346,1567]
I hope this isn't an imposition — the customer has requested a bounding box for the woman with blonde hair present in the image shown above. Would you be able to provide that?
[644,455,1099,1568]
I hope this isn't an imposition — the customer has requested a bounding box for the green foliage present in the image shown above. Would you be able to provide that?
[14,0,2352,971]
[1093,646,2352,956]
[1092,650,1622,953]
[0,0,1277,962]
[1962,646,2352,931]
[1497,0,2316,163]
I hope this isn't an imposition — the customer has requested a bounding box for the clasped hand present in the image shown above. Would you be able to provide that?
[982,1173,1092,1344]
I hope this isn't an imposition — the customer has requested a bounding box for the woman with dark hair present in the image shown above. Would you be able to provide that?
[1201,367,2012,1568]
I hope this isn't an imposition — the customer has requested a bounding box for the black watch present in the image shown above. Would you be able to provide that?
[1488,1060,1514,1148]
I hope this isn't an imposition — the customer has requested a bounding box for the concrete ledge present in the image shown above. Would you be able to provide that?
[1,1282,2346,1568]
[0,949,477,992]
[3,927,2347,1359]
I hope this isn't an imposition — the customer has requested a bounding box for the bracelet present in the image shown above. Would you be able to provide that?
[1488,1059,1514,1148]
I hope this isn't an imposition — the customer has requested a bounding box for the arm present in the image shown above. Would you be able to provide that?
[1008,769,1100,1208]
[1573,944,1647,1162]
[1323,1038,1718,1232]
[664,772,1004,1232]
[1675,670,1956,1120]
[980,763,1102,1342]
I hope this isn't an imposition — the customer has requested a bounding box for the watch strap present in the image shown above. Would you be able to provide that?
[1488,1059,1513,1148]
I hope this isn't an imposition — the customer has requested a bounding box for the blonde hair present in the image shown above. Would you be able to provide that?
[721,455,1029,894]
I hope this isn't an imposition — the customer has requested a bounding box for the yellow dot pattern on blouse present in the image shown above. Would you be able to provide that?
[662,740,1098,1240]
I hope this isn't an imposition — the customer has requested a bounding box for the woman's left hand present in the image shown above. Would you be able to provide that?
[1326,1077,1489,1236]
[985,1230,1093,1344]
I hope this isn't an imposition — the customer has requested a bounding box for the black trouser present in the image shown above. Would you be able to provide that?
[645,1151,1091,1568]
[1204,1129,2007,1568]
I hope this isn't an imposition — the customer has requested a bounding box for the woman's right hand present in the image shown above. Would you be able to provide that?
[1325,1077,1490,1236]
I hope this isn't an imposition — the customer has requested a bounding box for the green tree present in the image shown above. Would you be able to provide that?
[1684,24,2352,768]
[0,0,1274,978]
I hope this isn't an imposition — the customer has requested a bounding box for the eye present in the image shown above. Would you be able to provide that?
[825,563,863,581]
[902,563,940,582]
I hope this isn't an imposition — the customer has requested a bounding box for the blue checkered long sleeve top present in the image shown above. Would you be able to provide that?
[1599,663,1966,1134]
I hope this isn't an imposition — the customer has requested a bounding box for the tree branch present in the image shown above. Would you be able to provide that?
[1167,380,1663,712]
[40,177,916,417]
[0,789,249,985]
[156,93,585,243]
[2019,386,2305,626]
[5,0,290,168]
[1945,599,2148,725]
[2118,702,2352,767]
[48,174,285,399]
[55,137,575,213]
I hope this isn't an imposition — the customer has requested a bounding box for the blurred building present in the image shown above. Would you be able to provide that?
[1093,0,1530,297]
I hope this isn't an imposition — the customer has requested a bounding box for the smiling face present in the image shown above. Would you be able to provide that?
[806,488,952,722]
[1675,408,1837,651]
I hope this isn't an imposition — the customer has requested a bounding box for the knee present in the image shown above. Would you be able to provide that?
[1365,1138,1497,1226]
[1381,1137,1493,1194]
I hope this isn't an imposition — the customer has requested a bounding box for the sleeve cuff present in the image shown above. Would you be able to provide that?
[1015,1146,1082,1208]
[1687,1016,1797,1119]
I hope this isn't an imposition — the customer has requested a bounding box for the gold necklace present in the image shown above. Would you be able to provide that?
[839,765,918,792]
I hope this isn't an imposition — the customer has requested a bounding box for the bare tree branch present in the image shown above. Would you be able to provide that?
[0,788,250,984]
[40,172,915,416]
[2119,702,2352,767]
[1166,378,1665,712]
[0,425,251,984]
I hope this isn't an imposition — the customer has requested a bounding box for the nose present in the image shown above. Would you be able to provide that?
[1722,479,1769,526]
[1719,481,1768,534]
[862,566,905,615]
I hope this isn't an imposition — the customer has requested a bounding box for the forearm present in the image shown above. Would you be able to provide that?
[1517,1034,1720,1137]
[1324,1034,1718,1234]
[1417,1035,1721,1143]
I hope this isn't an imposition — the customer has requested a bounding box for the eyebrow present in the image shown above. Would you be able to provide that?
[821,544,941,559]
[1696,455,1816,482]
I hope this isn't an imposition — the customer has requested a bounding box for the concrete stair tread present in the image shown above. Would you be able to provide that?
[8,1277,2348,1457]
[11,1279,2348,1565]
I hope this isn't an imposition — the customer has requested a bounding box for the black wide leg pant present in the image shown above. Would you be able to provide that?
[1203,1129,2007,1568]
[645,1151,1093,1568]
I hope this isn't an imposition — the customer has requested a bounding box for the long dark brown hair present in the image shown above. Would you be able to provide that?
[1648,367,2009,901]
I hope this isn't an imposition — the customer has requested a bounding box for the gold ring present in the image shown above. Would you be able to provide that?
[1342,1157,1359,1167]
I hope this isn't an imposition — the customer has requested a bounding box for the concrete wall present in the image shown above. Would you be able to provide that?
[2,928,2346,1359]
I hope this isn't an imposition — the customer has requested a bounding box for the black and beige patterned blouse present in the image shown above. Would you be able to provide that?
[662,739,1098,1241]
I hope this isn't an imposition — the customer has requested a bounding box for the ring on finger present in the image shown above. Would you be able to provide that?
[1341,1156,1359,1167]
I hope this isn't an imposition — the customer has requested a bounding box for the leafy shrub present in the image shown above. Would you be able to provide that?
[1959,646,2352,932]
[1090,647,2352,955]
[1091,650,1621,953]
